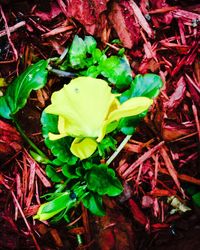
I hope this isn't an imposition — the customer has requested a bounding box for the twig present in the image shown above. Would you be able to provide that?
[57,48,69,63]
[56,0,68,17]
[170,132,197,142]
[0,5,18,60]
[81,204,91,244]
[153,153,159,189]
[105,42,120,51]
[129,0,153,38]
[24,150,52,188]
[50,229,63,248]
[106,135,132,166]
[42,25,74,37]
[11,191,41,250]
[48,67,77,78]
[192,104,200,142]
[160,146,185,197]
[148,6,178,14]
[121,141,165,179]
[0,21,26,38]
[159,167,200,186]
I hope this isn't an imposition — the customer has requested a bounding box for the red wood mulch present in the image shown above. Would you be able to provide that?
[0,0,199,249]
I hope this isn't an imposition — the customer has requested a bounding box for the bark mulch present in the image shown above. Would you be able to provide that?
[0,0,199,249]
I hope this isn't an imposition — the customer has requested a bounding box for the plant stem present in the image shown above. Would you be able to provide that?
[77,234,82,245]
[57,48,69,63]
[13,117,49,160]
[48,66,77,78]
[106,134,132,166]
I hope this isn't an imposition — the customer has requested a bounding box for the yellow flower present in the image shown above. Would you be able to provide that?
[45,77,153,159]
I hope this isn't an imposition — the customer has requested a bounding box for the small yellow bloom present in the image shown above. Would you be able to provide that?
[45,77,153,159]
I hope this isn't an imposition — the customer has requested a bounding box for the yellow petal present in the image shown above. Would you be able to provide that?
[45,77,115,138]
[106,97,120,115]
[33,203,62,221]
[47,116,69,140]
[96,98,120,142]
[97,120,118,142]
[48,132,67,140]
[58,116,68,134]
[70,137,97,160]
[107,97,153,123]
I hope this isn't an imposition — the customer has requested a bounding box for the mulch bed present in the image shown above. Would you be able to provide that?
[0,0,199,249]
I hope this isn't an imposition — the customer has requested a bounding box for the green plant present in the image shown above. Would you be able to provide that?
[0,35,163,222]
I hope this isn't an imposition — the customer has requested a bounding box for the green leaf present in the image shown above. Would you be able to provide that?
[192,192,200,207]
[111,39,122,44]
[120,125,136,135]
[92,48,102,63]
[84,36,97,54]
[99,56,132,89]
[118,48,125,56]
[119,73,162,134]
[85,164,123,196]
[29,150,50,164]
[0,98,11,119]
[120,73,163,103]
[0,60,48,119]
[75,166,84,177]
[69,35,87,69]
[41,112,78,165]
[42,193,71,213]
[98,136,117,158]
[46,165,64,183]
[41,111,59,137]
[118,111,147,135]
[81,65,100,78]
[62,164,79,179]
[59,60,70,71]
[82,192,105,216]
[82,161,94,170]
[61,36,99,71]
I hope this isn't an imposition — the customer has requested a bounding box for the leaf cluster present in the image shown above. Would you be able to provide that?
[39,45,163,218]
[42,111,122,217]
[0,36,164,222]
[60,35,132,89]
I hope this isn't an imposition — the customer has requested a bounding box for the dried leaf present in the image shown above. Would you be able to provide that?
[167,196,191,214]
